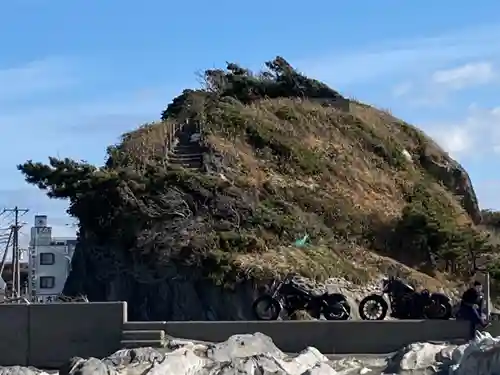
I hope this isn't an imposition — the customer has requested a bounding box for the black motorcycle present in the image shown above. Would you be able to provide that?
[252,274,351,320]
[358,276,452,320]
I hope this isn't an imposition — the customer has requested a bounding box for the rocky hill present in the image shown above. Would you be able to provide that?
[18,57,499,320]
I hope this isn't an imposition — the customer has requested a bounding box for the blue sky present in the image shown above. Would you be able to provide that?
[1,0,500,242]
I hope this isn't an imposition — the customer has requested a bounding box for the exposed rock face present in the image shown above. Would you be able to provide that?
[64,247,357,321]
[419,152,482,224]
[64,246,258,321]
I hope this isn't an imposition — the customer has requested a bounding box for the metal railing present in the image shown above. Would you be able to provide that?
[0,296,31,304]
[165,119,203,157]
[166,122,182,151]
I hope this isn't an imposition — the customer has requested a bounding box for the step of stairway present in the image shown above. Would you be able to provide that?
[169,163,203,170]
[169,161,202,168]
[123,321,167,331]
[169,156,202,163]
[122,330,165,341]
[171,154,203,160]
[169,152,203,159]
[120,339,164,349]
[169,157,202,164]
[174,143,203,149]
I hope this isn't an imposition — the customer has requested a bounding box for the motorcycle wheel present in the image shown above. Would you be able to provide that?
[252,295,282,320]
[322,294,351,320]
[425,293,452,320]
[358,295,388,320]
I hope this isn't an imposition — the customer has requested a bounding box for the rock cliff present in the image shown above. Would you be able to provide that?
[18,56,493,321]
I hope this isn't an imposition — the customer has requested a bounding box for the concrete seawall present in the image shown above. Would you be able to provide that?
[0,302,127,368]
[1,301,499,368]
[126,320,472,354]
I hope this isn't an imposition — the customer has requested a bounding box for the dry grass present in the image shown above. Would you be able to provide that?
[206,98,460,223]
[233,244,372,284]
[117,96,481,289]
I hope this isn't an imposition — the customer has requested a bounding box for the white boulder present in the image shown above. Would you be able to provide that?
[401,149,413,163]
[449,331,500,375]
[385,330,500,375]
[387,341,451,374]
[62,332,335,375]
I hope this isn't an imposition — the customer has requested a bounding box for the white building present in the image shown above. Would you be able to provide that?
[28,215,77,302]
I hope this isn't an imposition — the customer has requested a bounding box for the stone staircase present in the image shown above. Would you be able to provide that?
[120,321,166,349]
[118,125,205,351]
[168,122,203,170]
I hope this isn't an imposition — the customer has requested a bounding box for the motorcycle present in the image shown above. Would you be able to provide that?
[252,274,351,320]
[358,276,452,320]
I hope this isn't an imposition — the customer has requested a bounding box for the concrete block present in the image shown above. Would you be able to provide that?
[28,302,127,368]
[120,339,164,349]
[122,330,165,341]
[0,304,29,366]
[162,320,471,354]
[123,321,167,331]
[487,321,500,337]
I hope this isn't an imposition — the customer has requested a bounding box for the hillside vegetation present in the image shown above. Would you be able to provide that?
[17,57,500,293]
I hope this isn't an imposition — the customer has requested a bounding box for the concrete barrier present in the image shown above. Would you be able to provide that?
[487,321,500,337]
[0,304,29,366]
[29,302,127,368]
[0,302,479,367]
[0,302,127,368]
[161,320,471,354]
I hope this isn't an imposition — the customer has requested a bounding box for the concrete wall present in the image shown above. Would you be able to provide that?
[129,320,471,354]
[0,304,29,366]
[0,302,126,368]
[29,302,127,368]
[487,321,500,337]
[0,301,490,368]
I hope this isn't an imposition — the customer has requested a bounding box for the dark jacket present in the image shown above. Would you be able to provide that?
[461,287,483,308]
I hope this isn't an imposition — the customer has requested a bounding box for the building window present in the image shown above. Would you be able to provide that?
[39,276,55,289]
[40,252,55,265]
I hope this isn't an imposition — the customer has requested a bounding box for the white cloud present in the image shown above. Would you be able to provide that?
[433,127,472,157]
[423,105,500,158]
[391,61,497,107]
[298,23,500,87]
[0,57,78,101]
[0,86,173,132]
[431,62,496,90]
[392,82,413,98]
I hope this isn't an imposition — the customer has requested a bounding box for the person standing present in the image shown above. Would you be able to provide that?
[459,281,488,339]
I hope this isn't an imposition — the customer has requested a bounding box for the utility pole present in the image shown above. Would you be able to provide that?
[0,228,13,298]
[2,207,29,298]
[0,228,13,277]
